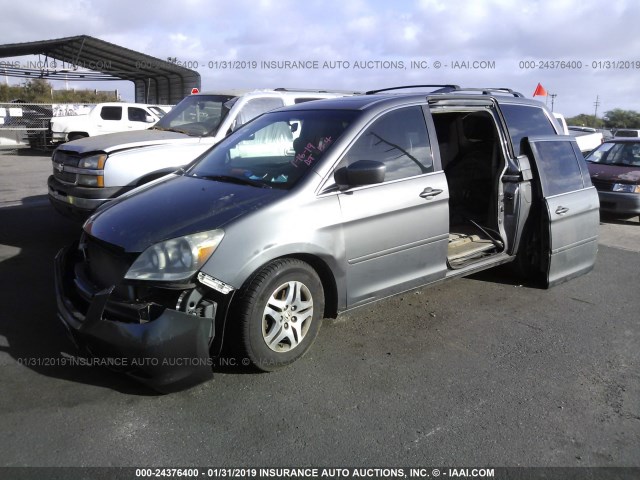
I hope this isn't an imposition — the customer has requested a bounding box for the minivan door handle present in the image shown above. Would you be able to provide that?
[555,206,569,215]
[419,187,443,199]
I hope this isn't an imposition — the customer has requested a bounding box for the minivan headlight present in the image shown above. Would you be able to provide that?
[125,230,224,281]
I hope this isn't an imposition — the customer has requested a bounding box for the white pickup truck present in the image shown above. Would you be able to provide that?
[552,113,603,154]
[568,126,604,154]
[48,89,352,219]
[49,102,172,144]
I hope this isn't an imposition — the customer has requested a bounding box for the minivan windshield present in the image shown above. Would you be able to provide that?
[153,94,237,137]
[187,109,357,190]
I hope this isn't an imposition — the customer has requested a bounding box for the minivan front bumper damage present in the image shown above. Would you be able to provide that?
[54,245,216,392]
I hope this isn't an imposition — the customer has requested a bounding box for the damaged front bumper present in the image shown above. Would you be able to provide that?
[54,244,220,392]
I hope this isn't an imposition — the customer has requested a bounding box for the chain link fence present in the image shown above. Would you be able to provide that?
[0,102,52,153]
[0,102,98,153]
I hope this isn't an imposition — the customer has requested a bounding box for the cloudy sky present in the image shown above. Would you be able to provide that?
[1,0,639,116]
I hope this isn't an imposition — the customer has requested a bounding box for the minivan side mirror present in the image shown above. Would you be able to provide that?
[334,160,386,188]
[145,115,155,123]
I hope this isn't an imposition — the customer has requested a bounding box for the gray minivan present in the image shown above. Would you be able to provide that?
[55,86,600,391]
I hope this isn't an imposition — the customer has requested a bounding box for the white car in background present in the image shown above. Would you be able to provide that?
[49,102,172,143]
[553,113,604,154]
[48,89,353,219]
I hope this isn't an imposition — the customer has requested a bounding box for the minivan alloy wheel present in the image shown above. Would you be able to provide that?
[262,281,313,352]
[236,258,325,371]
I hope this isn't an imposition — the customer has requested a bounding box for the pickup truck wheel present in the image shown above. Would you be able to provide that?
[236,259,324,371]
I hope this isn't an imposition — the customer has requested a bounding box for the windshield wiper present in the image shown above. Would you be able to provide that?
[191,174,272,189]
[151,125,190,134]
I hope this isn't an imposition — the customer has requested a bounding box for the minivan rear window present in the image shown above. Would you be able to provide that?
[500,104,556,155]
[529,139,585,196]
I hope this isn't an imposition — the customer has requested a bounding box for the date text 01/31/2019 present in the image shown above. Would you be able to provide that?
[205,60,496,70]
[134,467,496,478]
[519,60,640,69]
[208,60,409,70]
[136,58,640,71]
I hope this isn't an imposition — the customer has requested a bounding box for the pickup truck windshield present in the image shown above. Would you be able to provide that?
[153,94,237,137]
[188,109,357,190]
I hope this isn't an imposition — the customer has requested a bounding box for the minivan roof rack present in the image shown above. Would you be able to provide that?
[366,85,460,95]
[451,87,525,97]
[365,85,525,98]
[274,87,362,94]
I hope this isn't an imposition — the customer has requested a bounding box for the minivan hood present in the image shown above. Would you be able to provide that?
[587,163,640,183]
[84,175,286,252]
[59,129,191,154]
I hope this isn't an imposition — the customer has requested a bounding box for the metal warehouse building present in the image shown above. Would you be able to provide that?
[0,35,201,105]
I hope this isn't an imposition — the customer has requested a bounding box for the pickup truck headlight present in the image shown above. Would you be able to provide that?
[77,174,104,187]
[78,153,107,169]
[125,230,224,281]
[612,183,640,193]
[75,154,107,187]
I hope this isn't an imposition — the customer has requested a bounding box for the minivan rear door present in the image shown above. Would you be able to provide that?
[527,136,600,287]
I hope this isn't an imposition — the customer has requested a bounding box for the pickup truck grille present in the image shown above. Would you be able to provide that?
[52,150,80,184]
[55,171,77,183]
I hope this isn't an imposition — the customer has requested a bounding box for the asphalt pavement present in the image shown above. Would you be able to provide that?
[0,150,638,470]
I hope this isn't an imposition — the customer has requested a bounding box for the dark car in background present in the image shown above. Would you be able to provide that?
[613,129,640,138]
[585,139,640,220]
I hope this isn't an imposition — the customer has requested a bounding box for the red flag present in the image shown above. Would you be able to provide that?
[533,83,548,97]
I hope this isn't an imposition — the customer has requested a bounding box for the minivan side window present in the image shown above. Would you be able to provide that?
[340,106,433,182]
[531,140,585,196]
[100,106,122,121]
[500,104,556,156]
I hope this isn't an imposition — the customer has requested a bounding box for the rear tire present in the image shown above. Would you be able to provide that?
[235,259,324,371]
[512,220,546,285]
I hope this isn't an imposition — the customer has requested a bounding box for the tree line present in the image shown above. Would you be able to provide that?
[3,79,640,129]
[0,79,118,104]
[565,109,640,129]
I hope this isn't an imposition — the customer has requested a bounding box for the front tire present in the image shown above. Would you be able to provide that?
[235,259,324,371]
